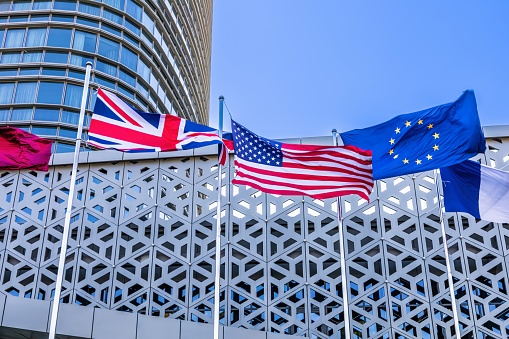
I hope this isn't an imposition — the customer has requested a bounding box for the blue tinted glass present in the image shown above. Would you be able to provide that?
[102,23,121,36]
[32,126,57,136]
[61,110,79,124]
[14,82,37,103]
[51,15,74,22]
[140,43,151,57]
[103,9,122,24]
[9,16,29,23]
[136,81,148,97]
[96,76,115,90]
[53,0,76,11]
[5,29,25,48]
[122,32,138,46]
[96,60,117,76]
[12,1,30,10]
[64,84,83,107]
[68,70,85,80]
[11,108,33,121]
[37,82,64,104]
[0,18,6,23]
[0,83,14,104]
[33,108,60,122]
[30,15,50,21]
[47,27,72,47]
[98,36,120,61]
[119,69,135,86]
[59,128,77,138]
[44,51,68,63]
[124,18,140,35]
[120,46,137,70]
[42,68,66,76]
[78,3,100,16]
[135,97,148,111]
[0,29,4,46]
[23,51,43,62]
[69,53,94,67]
[126,0,142,21]
[118,84,134,99]
[104,0,125,10]
[85,112,92,126]
[142,12,154,34]
[0,68,16,76]
[73,30,97,53]
[19,68,40,75]
[56,142,76,153]
[32,0,52,10]
[25,28,47,47]
[141,31,152,47]
[0,53,21,64]
[77,17,99,28]
[0,109,9,121]
[137,58,150,80]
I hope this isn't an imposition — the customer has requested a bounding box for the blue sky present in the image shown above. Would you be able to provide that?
[208,1,509,139]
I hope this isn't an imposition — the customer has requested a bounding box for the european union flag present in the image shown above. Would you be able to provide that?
[339,90,486,180]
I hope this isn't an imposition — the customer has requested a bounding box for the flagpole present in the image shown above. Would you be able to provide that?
[213,96,225,339]
[433,169,462,338]
[332,129,351,339]
[48,61,93,339]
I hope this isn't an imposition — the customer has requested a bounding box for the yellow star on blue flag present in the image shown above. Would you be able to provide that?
[339,90,486,180]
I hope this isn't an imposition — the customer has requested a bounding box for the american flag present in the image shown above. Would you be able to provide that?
[231,120,374,200]
[89,89,227,164]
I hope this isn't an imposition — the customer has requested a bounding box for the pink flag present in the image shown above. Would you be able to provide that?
[0,127,53,171]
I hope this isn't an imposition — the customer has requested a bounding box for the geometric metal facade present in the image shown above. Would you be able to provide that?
[0,131,508,339]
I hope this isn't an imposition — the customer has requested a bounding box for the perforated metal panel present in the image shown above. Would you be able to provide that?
[0,133,508,338]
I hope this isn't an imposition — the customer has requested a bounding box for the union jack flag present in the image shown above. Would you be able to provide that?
[89,89,228,164]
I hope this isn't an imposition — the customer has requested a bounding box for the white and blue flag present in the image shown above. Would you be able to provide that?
[441,160,509,223]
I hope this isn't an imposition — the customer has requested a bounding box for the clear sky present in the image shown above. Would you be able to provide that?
[208,1,509,139]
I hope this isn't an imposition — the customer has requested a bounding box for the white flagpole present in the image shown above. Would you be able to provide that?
[433,169,462,338]
[213,96,225,339]
[332,129,351,339]
[48,61,93,339]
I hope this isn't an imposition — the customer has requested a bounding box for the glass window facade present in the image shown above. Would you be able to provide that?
[98,36,120,61]
[0,83,14,104]
[11,108,32,121]
[0,0,212,153]
[33,108,60,122]
[78,3,100,16]
[12,0,30,10]
[64,83,83,108]
[53,0,76,11]
[23,51,42,62]
[5,29,25,48]
[73,30,97,53]
[0,109,9,121]
[26,28,47,47]
[60,110,78,125]
[14,82,37,103]
[37,82,64,104]
[47,28,72,48]
[32,0,51,10]
[44,51,68,63]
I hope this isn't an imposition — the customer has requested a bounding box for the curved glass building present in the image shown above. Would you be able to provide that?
[0,0,213,152]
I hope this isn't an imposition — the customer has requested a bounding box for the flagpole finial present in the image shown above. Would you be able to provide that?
[86,61,93,67]
[219,95,224,101]
[332,129,338,133]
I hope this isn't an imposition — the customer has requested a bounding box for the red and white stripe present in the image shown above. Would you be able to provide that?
[233,144,373,200]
